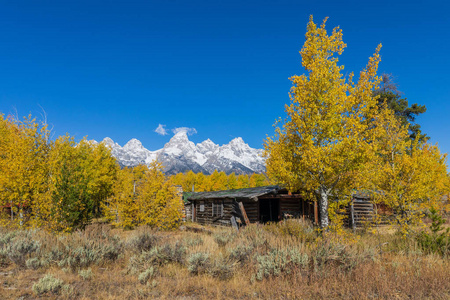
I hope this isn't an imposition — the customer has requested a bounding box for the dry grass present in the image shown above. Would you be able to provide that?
[0,221,449,299]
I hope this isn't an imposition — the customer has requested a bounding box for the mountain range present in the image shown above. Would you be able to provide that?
[93,131,266,175]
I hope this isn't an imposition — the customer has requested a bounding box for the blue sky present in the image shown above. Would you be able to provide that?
[1,0,449,156]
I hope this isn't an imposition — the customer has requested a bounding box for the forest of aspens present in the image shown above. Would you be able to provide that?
[1,16,449,299]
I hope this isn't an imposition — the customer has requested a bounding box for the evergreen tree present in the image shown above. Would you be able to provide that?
[375,73,428,143]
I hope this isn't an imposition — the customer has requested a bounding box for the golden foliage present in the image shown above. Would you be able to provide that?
[264,16,382,228]
[368,105,450,235]
[170,171,269,192]
[0,114,118,232]
[105,162,183,230]
[0,114,50,228]
[45,136,118,232]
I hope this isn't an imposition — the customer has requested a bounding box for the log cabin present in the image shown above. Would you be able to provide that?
[183,185,378,228]
[183,185,318,226]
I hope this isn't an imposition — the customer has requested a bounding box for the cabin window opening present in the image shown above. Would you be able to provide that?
[212,201,223,217]
[200,201,205,212]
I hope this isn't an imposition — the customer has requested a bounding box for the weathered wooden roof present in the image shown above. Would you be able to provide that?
[184,185,281,202]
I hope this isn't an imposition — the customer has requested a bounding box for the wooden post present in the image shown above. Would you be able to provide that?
[314,201,319,225]
[230,216,239,232]
[350,200,356,232]
[307,201,310,219]
[302,199,305,221]
[238,202,250,225]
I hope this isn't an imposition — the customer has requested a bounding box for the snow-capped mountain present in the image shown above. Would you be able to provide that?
[96,131,265,175]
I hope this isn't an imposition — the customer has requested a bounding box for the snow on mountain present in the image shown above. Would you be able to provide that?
[202,137,265,174]
[98,137,159,167]
[196,139,219,155]
[99,133,266,175]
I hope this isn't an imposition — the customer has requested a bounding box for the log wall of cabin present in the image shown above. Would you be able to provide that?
[185,202,192,222]
[241,200,259,223]
[191,198,235,226]
[280,197,302,218]
[188,199,259,226]
[186,196,316,226]
[303,201,316,223]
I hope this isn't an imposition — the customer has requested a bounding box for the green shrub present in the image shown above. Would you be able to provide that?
[32,274,64,295]
[128,241,185,274]
[128,231,159,253]
[0,252,7,267]
[312,240,374,272]
[3,232,40,267]
[227,244,254,263]
[214,231,236,247]
[265,219,316,242]
[78,268,93,280]
[183,235,204,247]
[208,255,236,280]
[138,266,157,284]
[44,247,66,264]
[151,241,186,265]
[0,231,17,247]
[99,239,123,261]
[187,252,210,275]
[57,229,123,271]
[58,245,101,270]
[26,257,42,269]
[239,224,269,248]
[255,248,308,280]
[416,207,450,256]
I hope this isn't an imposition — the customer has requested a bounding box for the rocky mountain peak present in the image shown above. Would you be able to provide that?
[228,137,248,148]
[123,138,144,151]
[197,138,219,153]
[103,134,266,175]
[102,137,115,147]
[173,129,189,138]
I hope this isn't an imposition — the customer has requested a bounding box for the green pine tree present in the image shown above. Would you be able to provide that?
[374,73,428,143]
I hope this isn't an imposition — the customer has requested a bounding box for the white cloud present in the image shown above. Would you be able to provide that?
[172,127,197,136]
[154,124,168,135]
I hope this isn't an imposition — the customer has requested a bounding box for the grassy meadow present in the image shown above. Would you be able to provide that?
[1,219,449,300]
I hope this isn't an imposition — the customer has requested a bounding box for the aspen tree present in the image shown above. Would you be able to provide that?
[370,106,449,234]
[136,161,183,229]
[249,173,268,187]
[227,173,238,190]
[103,165,147,228]
[264,16,382,228]
[0,115,50,228]
[88,140,119,218]
[184,171,197,192]
[47,136,117,231]
[237,175,250,189]
[195,173,207,191]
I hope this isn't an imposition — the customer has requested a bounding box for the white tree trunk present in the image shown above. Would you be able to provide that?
[319,187,329,228]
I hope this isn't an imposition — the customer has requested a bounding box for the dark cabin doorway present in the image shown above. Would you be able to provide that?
[259,198,280,223]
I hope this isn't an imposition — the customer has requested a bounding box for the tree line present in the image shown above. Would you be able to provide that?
[0,114,269,232]
[170,171,269,193]
[0,115,182,231]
